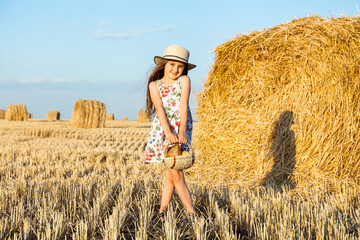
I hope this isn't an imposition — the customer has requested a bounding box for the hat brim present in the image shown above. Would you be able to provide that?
[154,56,196,70]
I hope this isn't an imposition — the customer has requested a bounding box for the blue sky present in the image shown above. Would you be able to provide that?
[1,0,359,120]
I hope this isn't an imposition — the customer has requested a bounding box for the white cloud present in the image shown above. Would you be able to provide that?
[0,78,78,83]
[91,24,177,39]
[97,21,113,27]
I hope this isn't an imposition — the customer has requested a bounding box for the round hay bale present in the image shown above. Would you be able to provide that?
[106,113,114,121]
[123,116,128,121]
[71,99,106,128]
[5,104,28,121]
[46,111,60,120]
[0,109,5,119]
[27,113,32,119]
[138,110,149,123]
[196,16,360,188]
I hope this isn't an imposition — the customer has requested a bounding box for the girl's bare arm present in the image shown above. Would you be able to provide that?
[178,75,191,144]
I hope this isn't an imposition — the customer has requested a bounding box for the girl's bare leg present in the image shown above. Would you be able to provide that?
[159,169,175,213]
[159,168,196,214]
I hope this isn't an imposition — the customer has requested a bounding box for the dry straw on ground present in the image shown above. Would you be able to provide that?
[0,109,5,119]
[0,120,358,239]
[196,16,360,190]
[138,110,149,123]
[5,104,28,121]
[71,99,106,128]
[46,110,60,121]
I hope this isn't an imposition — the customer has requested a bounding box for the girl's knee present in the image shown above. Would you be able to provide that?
[169,170,183,183]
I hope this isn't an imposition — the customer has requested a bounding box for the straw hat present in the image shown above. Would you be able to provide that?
[154,45,196,70]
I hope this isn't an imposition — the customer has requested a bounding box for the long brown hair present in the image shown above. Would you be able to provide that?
[145,59,189,118]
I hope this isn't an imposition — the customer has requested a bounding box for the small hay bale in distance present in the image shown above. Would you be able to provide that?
[196,16,360,187]
[71,99,106,128]
[137,110,149,123]
[0,109,5,119]
[106,113,114,121]
[5,104,28,121]
[123,116,128,121]
[46,111,60,120]
[27,113,32,119]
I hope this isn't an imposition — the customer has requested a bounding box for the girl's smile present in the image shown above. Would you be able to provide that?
[163,60,185,82]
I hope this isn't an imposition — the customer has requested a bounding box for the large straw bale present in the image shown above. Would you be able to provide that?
[71,99,106,128]
[106,113,114,121]
[46,111,60,120]
[138,110,149,123]
[0,109,5,119]
[196,16,360,188]
[5,104,28,121]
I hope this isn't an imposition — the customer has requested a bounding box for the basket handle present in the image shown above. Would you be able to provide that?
[170,156,177,169]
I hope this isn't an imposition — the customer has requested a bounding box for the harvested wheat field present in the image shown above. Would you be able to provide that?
[196,16,360,191]
[0,119,359,239]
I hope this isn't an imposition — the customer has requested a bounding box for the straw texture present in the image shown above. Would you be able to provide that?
[46,111,60,120]
[196,16,360,188]
[5,104,28,121]
[71,99,106,128]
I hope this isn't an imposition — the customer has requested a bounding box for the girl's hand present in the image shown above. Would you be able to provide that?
[165,131,179,145]
[178,132,188,144]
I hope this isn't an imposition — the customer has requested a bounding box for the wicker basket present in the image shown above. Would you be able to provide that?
[164,143,195,170]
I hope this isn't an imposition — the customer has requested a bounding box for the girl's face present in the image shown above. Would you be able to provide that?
[164,60,185,80]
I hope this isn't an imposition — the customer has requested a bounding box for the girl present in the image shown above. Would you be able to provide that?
[144,45,196,224]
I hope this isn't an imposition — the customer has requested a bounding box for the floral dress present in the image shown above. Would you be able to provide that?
[145,77,193,163]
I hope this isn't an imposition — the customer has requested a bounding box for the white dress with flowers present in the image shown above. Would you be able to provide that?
[145,77,193,163]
